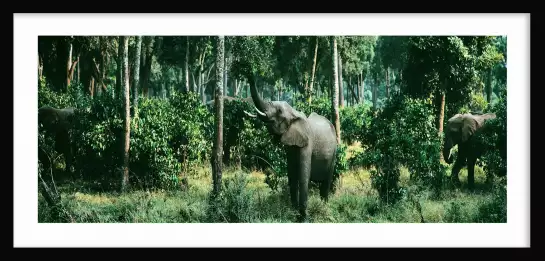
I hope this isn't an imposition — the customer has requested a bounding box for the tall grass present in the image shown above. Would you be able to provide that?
[39,163,506,223]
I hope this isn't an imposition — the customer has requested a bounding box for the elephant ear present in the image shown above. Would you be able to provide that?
[461,115,478,143]
[280,110,310,148]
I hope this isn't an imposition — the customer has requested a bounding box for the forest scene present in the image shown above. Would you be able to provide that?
[37,35,508,223]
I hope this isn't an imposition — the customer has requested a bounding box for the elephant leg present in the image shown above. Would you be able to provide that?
[319,161,334,202]
[288,174,299,209]
[451,156,466,186]
[467,157,477,191]
[297,176,309,223]
[287,156,299,208]
[292,147,312,222]
[319,180,331,202]
[297,150,312,223]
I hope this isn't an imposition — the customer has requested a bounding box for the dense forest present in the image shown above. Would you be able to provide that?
[37,35,507,223]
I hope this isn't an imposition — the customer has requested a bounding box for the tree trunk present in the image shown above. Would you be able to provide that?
[121,36,131,192]
[67,57,78,88]
[38,55,43,78]
[133,36,142,127]
[212,36,225,196]
[437,91,446,161]
[89,78,95,98]
[372,78,377,109]
[338,56,344,108]
[116,36,123,100]
[308,36,319,104]
[66,40,72,88]
[140,36,153,97]
[349,77,359,106]
[185,36,190,93]
[486,68,492,103]
[355,74,360,104]
[360,73,365,103]
[100,36,106,93]
[386,67,390,99]
[76,56,80,84]
[331,36,341,144]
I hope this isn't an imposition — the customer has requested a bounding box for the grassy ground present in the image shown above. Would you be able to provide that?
[38,153,507,223]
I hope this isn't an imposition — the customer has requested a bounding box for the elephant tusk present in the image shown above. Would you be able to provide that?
[243,111,257,118]
[254,105,267,117]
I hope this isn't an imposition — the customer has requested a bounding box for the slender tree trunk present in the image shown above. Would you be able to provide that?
[212,36,225,196]
[224,50,228,97]
[76,57,80,84]
[331,36,341,144]
[399,68,403,92]
[140,36,153,97]
[121,36,131,192]
[372,78,377,109]
[349,77,359,106]
[38,55,43,78]
[66,40,72,88]
[185,36,190,93]
[360,73,364,103]
[486,68,492,103]
[307,36,319,104]
[133,36,142,127]
[438,90,446,161]
[338,56,344,108]
[386,67,390,99]
[116,36,123,100]
[89,78,95,98]
[67,57,78,88]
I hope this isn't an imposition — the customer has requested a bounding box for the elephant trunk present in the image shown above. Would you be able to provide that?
[247,74,270,114]
[443,144,453,164]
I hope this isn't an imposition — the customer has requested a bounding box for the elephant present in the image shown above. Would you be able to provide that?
[442,112,497,190]
[38,105,76,174]
[242,75,338,222]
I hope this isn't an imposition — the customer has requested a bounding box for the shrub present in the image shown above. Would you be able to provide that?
[350,93,447,203]
[479,87,507,178]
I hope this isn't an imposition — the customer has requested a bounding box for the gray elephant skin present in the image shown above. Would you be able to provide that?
[38,105,76,174]
[243,75,338,222]
[442,112,497,189]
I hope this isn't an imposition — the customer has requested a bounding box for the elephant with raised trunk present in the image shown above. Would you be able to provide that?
[442,112,497,189]
[38,105,76,174]
[243,76,338,222]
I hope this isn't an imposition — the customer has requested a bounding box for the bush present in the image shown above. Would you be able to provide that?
[350,94,447,203]
[479,87,507,178]
[339,103,373,145]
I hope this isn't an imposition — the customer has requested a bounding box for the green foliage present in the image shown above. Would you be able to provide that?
[72,91,125,186]
[38,167,506,223]
[350,94,447,203]
[331,143,348,192]
[230,36,276,82]
[38,75,79,109]
[479,87,507,178]
[403,36,495,116]
[339,103,373,145]
[39,84,215,190]
[460,92,489,114]
[294,94,332,120]
[476,179,507,222]
[237,112,287,184]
